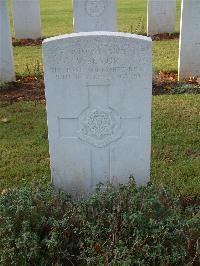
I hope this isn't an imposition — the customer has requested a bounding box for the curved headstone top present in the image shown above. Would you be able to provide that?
[43,31,151,44]
[43,32,152,197]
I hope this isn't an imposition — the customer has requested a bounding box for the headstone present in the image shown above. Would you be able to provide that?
[43,32,152,197]
[12,0,41,39]
[178,0,200,81]
[73,0,116,32]
[0,0,15,82]
[147,0,176,35]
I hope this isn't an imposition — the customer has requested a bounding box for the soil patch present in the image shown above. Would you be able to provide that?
[0,77,44,103]
[0,73,199,104]
[153,71,200,95]
[11,33,179,47]
[12,38,43,47]
[150,32,180,41]
[180,196,200,209]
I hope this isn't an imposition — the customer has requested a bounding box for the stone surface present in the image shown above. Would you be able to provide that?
[12,0,41,39]
[178,0,200,80]
[73,0,116,32]
[0,0,15,81]
[43,32,152,197]
[147,0,176,35]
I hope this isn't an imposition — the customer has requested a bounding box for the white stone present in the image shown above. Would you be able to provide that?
[12,0,41,39]
[73,0,116,32]
[147,0,176,35]
[0,0,15,82]
[178,0,200,80]
[43,32,152,197]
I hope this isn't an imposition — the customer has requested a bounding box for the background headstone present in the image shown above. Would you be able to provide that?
[147,0,176,35]
[12,0,41,39]
[178,0,200,81]
[73,0,116,32]
[0,0,15,82]
[43,32,152,197]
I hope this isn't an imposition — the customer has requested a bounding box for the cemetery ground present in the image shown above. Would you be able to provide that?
[0,0,199,198]
[10,0,182,76]
[0,1,199,264]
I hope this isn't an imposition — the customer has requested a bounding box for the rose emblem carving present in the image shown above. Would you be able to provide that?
[78,107,122,147]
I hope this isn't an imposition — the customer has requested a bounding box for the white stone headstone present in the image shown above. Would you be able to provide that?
[73,0,116,32]
[178,0,200,81]
[43,32,152,197]
[147,0,176,35]
[12,0,41,39]
[0,0,15,82]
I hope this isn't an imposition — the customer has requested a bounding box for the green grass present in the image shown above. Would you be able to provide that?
[14,46,42,77]
[152,95,200,196]
[1,95,199,197]
[153,39,179,72]
[0,102,50,189]
[8,0,182,76]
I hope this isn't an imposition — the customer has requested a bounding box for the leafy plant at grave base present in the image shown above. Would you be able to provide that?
[0,183,80,266]
[79,180,200,266]
[0,178,199,266]
[170,84,200,95]
[0,82,10,90]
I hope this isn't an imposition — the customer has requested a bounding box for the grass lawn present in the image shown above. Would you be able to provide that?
[9,0,181,76]
[0,95,199,197]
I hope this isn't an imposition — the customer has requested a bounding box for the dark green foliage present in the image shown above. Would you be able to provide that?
[0,180,199,265]
[170,84,200,95]
[0,184,80,265]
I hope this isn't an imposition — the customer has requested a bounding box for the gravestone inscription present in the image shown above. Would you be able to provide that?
[12,0,41,39]
[73,0,116,32]
[43,32,152,197]
[0,0,15,81]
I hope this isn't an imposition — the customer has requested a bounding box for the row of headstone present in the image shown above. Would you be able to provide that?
[148,0,200,80]
[11,0,177,38]
[1,0,200,82]
[11,0,116,39]
[11,0,178,37]
[0,0,42,82]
